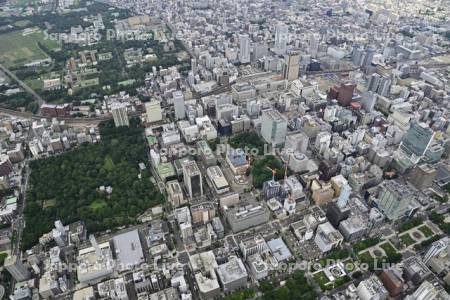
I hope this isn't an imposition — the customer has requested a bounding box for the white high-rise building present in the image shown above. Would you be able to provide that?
[173,91,185,120]
[145,100,163,123]
[261,109,288,148]
[274,23,288,55]
[111,102,129,127]
[239,34,251,64]
[282,50,300,81]
[337,184,351,208]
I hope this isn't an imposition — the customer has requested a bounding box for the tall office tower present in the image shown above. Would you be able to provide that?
[182,160,203,198]
[111,102,129,127]
[315,131,331,156]
[282,50,300,81]
[309,36,319,58]
[377,76,392,96]
[337,184,351,208]
[383,40,396,62]
[274,23,288,55]
[399,122,434,164]
[4,255,31,281]
[363,47,376,68]
[351,44,365,66]
[145,100,163,123]
[173,90,185,120]
[328,83,356,106]
[239,34,251,64]
[377,180,414,220]
[191,58,197,73]
[253,42,269,61]
[361,91,377,112]
[367,73,381,92]
[261,109,288,148]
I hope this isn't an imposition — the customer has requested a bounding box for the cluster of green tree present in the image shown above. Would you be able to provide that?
[352,237,380,253]
[17,1,128,34]
[414,234,443,251]
[430,211,450,235]
[208,137,221,151]
[379,243,402,264]
[0,92,38,113]
[259,271,316,300]
[399,217,423,232]
[252,155,284,188]
[229,131,266,154]
[21,118,163,250]
[223,289,255,300]
[326,248,351,260]
[0,18,30,34]
[0,252,7,266]
[434,193,449,203]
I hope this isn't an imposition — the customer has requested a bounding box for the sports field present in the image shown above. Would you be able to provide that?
[0,29,59,67]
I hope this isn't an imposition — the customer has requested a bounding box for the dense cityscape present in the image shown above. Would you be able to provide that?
[0,0,449,299]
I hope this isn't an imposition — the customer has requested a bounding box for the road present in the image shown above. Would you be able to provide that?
[0,63,45,110]
[11,161,31,256]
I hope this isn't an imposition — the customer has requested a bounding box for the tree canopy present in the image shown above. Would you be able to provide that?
[22,118,163,250]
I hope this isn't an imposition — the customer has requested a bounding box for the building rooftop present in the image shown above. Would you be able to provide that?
[216,256,248,285]
[112,229,145,269]
[267,238,292,262]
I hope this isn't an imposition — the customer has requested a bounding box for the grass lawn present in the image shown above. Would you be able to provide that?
[313,271,330,288]
[343,259,356,272]
[358,251,374,261]
[24,78,44,91]
[400,233,416,246]
[418,225,434,238]
[90,199,108,211]
[379,242,398,255]
[0,30,59,67]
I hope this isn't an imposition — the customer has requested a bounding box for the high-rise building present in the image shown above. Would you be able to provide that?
[361,91,377,112]
[274,23,288,55]
[363,47,376,68]
[399,122,434,164]
[239,34,251,64]
[282,50,300,81]
[309,36,319,58]
[337,184,351,208]
[111,102,129,127]
[410,281,450,300]
[367,73,381,92]
[182,160,203,198]
[376,180,414,220]
[409,164,436,190]
[145,100,163,123]
[261,109,288,148]
[328,83,356,106]
[352,44,365,66]
[377,76,392,96]
[173,91,185,120]
[357,276,388,300]
[4,255,31,282]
